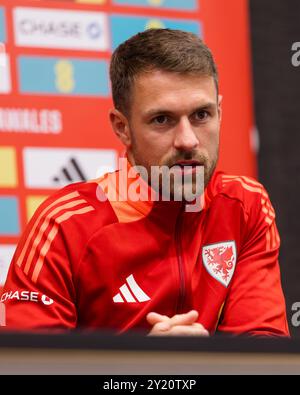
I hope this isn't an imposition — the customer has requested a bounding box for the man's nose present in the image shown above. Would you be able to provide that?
[173,118,199,151]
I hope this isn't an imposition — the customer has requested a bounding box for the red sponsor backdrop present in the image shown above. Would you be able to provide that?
[0,0,256,286]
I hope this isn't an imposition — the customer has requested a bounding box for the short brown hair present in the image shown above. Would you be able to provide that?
[109,28,219,115]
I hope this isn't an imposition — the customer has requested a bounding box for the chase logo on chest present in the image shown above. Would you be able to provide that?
[202,241,237,287]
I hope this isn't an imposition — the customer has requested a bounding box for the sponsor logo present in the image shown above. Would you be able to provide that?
[0,290,54,305]
[18,56,109,96]
[23,147,117,189]
[13,7,109,51]
[26,196,48,222]
[0,108,62,134]
[0,197,20,236]
[86,22,102,39]
[110,14,201,49]
[41,294,54,305]
[53,157,87,184]
[0,147,18,188]
[0,245,16,286]
[0,7,6,44]
[145,19,165,29]
[202,241,237,287]
[113,274,150,303]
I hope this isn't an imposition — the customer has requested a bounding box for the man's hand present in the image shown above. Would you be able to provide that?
[146,310,209,336]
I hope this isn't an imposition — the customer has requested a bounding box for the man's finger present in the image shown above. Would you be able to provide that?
[147,321,171,336]
[169,310,199,326]
[146,312,170,326]
[159,324,209,337]
[191,323,210,336]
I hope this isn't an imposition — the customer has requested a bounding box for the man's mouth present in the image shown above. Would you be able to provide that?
[172,160,203,167]
[170,160,204,175]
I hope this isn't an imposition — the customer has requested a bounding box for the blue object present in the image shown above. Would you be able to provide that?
[0,8,6,44]
[112,0,198,11]
[18,56,110,97]
[0,197,20,236]
[110,14,202,49]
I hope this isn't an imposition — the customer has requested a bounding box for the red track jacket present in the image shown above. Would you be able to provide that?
[0,161,289,336]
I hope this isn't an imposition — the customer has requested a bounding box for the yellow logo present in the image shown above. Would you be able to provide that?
[148,0,164,6]
[26,196,48,222]
[0,147,17,188]
[145,19,165,30]
[55,60,75,94]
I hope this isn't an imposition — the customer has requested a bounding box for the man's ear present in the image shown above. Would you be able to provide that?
[217,94,223,122]
[109,108,131,147]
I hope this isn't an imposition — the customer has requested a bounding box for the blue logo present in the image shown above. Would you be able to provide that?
[112,0,198,11]
[0,8,6,44]
[18,56,110,97]
[0,197,20,236]
[86,22,102,40]
[110,14,202,49]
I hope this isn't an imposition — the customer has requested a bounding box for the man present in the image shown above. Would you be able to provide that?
[0,29,289,336]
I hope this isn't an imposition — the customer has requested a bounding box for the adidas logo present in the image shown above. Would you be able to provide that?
[113,274,150,303]
[53,157,87,185]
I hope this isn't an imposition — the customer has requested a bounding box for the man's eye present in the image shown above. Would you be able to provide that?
[153,115,168,125]
[194,110,209,121]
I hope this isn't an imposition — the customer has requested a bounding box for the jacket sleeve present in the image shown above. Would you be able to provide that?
[217,187,290,337]
[0,189,95,331]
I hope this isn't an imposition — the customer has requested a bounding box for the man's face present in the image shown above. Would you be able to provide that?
[112,70,222,200]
